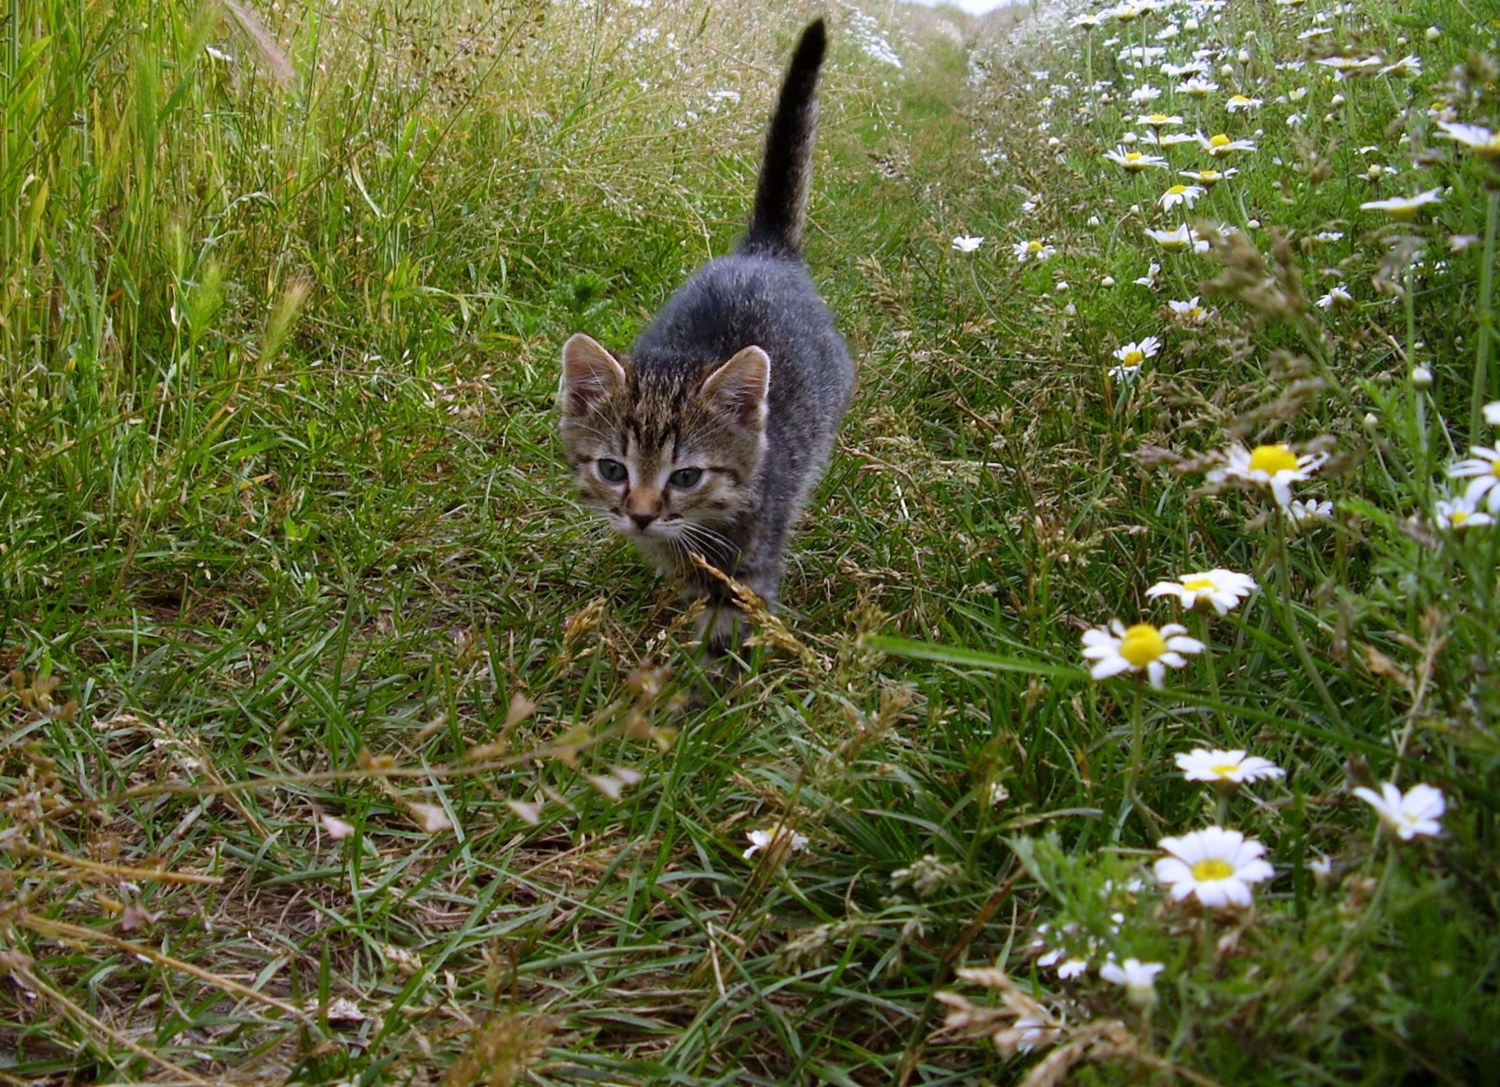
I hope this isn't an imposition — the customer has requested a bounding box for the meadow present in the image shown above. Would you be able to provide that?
[2,0,1499,1082]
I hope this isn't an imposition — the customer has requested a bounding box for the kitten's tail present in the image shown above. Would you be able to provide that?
[740,19,826,260]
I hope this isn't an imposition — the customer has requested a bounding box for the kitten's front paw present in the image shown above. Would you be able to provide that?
[698,605,746,657]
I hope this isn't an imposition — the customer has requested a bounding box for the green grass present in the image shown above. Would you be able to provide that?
[3,0,1500,1082]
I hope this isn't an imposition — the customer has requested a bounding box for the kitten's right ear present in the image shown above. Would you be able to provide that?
[560,333,627,417]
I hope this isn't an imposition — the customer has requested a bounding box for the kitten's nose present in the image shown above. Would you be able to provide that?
[630,512,656,530]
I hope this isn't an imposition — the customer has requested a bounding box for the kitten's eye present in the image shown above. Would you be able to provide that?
[597,458,628,483]
[668,467,703,488]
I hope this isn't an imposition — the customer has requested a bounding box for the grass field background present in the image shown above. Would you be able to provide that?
[3,0,1500,1082]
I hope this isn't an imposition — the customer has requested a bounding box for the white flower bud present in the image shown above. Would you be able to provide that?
[1411,366,1433,388]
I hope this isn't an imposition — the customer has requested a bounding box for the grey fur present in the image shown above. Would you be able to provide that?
[559,20,854,654]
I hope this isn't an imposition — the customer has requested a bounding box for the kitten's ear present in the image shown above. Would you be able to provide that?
[560,333,627,417]
[702,346,770,430]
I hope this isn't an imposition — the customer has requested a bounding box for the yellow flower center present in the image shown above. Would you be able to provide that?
[1489,460,1500,478]
[1028,240,1044,253]
[1249,443,1299,475]
[1125,151,1143,162]
[1451,510,1470,525]
[1123,349,1145,366]
[1167,184,1187,196]
[1147,114,1171,124]
[1210,134,1231,147]
[1191,858,1235,881]
[1199,171,1222,185]
[1182,576,1217,592]
[1211,763,1241,777]
[1119,623,1167,666]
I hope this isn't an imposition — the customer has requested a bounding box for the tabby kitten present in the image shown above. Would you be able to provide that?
[559,19,854,654]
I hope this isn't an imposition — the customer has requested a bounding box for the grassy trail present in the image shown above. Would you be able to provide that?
[4,0,1500,1083]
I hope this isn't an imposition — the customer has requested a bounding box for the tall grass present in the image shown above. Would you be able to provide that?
[2,0,1498,1082]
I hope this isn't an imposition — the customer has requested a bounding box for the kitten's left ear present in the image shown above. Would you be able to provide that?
[560,333,628,417]
[702,346,770,429]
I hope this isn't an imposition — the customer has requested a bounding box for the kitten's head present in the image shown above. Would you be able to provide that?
[559,333,769,553]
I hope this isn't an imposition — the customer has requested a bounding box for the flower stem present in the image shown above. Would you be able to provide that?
[1271,507,1348,734]
[1469,187,1499,446]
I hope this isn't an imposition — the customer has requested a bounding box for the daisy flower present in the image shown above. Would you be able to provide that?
[1137,112,1183,127]
[1158,183,1205,211]
[1175,748,1284,784]
[952,234,984,252]
[1434,493,1494,529]
[1448,446,1500,510]
[1104,146,1168,171]
[1360,188,1442,221]
[1316,286,1354,309]
[1135,262,1161,288]
[1435,121,1500,158]
[1154,827,1274,909]
[1317,54,1384,79]
[1181,167,1235,187]
[1113,336,1160,368]
[1225,94,1262,112]
[1070,11,1109,28]
[1081,619,1204,689]
[1209,442,1328,508]
[1014,239,1057,263]
[1057,958,1089,980]
[1155,130,1203,149]
[1379,54,1422,78]
[1352,781,1445,840]
[1146,569,1257,615]
[1145,224,1208,252]
[1287,497,1333,524]
[1200,132,1257,157]
[1179,75,1220,98]
[743,823,809,862]
[1099,958,1165,1003]
[1168,296,1207,323]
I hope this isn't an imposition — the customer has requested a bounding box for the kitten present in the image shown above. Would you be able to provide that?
[558,19,854,655]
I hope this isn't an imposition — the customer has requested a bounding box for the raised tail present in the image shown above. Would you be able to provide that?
[740,20,826,259]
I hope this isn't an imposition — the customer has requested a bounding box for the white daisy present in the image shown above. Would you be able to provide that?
[1113,336,1161,368]
[1168,296,1207,323]
[1180,167,1235,187]
[1175,747,1284,784]
[952,234,985,252]
[1146,569,1257,615]
[1144,224,1208,252]
[1158,183,1205,211]
[1200,132,1257,157]
[1352,781,1445,840]
[1057,957,1089,980]
[1287,497,1333,525]
[1105,146,1168,171]
[1179,75,1220,98]
[743,823,809,862]
[1448,446,1500,510]
[1154,827,1274,909]
[1433,494,1493,529]
[1014,239,1057,263]
[1099,958,1165,1002]
[1435,121,1500,157]
[1081,619,1204,689]
[1360,188,1443,221]
[1316,286,1354,309]
[1209,442,1328,508]
[1225,94,1262,112]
